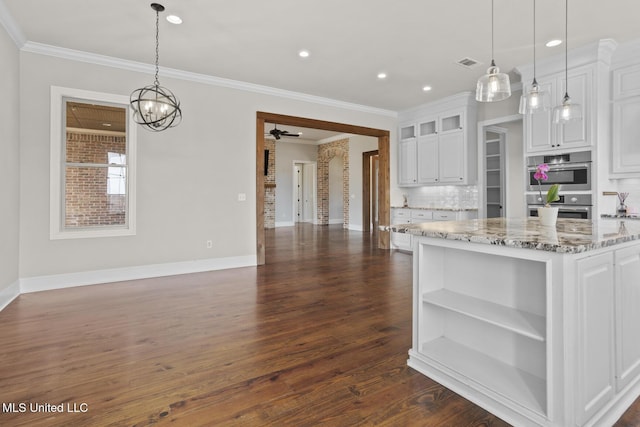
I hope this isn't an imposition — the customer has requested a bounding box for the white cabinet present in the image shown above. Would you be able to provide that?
[398,136,418,185]
[390,208,413,251]
[575,252,616,425]
[614,244,640,391]
[408,234,640,427]
[398,93,476,186]
[524,65,593,153]
[416,110,466,184]
[410,242,549,420]
[390,208,477,252]
[611,63,640,176]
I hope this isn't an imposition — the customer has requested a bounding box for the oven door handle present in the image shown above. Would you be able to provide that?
[527,163,590,172]
[557,206,591,212]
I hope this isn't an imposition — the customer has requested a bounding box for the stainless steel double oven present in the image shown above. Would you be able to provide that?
[526,151,592,220]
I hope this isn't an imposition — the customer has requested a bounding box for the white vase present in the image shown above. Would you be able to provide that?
[538,206,559,227]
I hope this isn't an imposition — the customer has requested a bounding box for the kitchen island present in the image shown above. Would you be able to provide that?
[390,218,640,427]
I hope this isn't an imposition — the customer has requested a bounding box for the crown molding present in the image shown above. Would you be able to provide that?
[21,41,398,118]
[0,0,26,48]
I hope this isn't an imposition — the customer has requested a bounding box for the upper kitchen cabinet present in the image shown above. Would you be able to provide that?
[524,66,592,153]
[398,124,418,185]
[516,39,617,155]
[611,57,640,177]
[397,93,477,187]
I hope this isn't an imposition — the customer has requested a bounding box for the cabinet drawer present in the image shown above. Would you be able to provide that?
[411,210,433,222]
[433,211,457,221]
[393,209,411,218]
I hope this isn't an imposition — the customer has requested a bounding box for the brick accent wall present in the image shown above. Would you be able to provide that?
[264,140,276,229]
[317,138,349,227]
[64,131,127,228]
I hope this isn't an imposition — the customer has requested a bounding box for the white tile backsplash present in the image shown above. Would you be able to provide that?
[402,185,478,209]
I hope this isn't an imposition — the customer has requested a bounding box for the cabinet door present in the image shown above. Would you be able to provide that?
[524,79,555,153]
[558,67,592,149]
[398,138,417,186]
[439,109,464,134]
[417,134,439,184]
[438,131,465,183]
[575,252,615,425]
[615,245,640,391]
[612,96,640,175]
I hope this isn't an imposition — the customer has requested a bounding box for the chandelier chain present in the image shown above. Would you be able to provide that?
[154,7,160,87]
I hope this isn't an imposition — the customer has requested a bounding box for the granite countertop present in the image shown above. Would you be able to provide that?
[601,214,640,220]
[391,206,479,212]
[388,217,640,254]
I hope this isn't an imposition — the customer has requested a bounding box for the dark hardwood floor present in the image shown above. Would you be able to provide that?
[0,224,638,426]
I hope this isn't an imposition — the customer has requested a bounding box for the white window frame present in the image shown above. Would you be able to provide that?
[50,86,137,239]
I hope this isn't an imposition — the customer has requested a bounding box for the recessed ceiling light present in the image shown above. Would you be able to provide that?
[298,50,310,58]
[422,85,432,92]
[166,15,182,24]
[377,72,387,79]
[546,39,562,47]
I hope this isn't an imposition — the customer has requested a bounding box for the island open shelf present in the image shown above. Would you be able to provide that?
[396,218,640,427]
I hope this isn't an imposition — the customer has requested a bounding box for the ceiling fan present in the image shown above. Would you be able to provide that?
[267,124,299,140]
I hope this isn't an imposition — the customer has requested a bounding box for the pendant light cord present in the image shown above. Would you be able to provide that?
[564,0,569,98]
[154,8,160,87]
[491,0,495,65]
[533,0,536,79]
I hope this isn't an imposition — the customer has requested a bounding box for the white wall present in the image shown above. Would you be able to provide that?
[274,141,317,226]
[348,135,378,230]
[0,22,20,308]
[17,51,397,282]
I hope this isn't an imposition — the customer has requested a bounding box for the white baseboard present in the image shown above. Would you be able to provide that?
[0,280,20,311]
[19,255,256,294]
[348,224,364,231]
[328,218,343,225]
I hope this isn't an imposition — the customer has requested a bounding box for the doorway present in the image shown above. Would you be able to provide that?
[293,162,316,223]
[477,114,524,219]
[256,112,390,265]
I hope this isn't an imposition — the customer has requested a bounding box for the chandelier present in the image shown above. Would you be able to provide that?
[130,3,182,131]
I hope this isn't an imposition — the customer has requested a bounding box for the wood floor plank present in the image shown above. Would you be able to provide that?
[0,224,638,426]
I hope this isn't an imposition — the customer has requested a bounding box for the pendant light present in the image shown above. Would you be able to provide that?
[130,3,182,131]
[552,0,581,124]
[476,0,511,103]
[519,0,550,114]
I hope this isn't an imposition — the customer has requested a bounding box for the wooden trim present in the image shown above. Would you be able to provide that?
[256,112,391,261]
[377,134,390,249]
[257,112,389,137]
[256,116,266,265]
[362,150,379,233]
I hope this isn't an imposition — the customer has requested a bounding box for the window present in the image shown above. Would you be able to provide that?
[50,87,137,239]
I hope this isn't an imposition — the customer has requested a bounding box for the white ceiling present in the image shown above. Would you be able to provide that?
[2,0,639,114]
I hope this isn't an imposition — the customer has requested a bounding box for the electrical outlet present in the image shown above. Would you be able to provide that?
[238,193,246,201]
[206,240,213,249]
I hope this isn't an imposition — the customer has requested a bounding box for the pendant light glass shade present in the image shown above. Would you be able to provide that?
[519,80,551,114]
[552,0,581,124]
[476,0,511,103]
[553,93,582,123]
[477,61,511,102]
[519,0,550,114]
[130,3,182,132]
